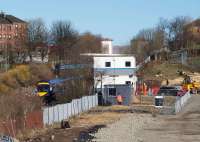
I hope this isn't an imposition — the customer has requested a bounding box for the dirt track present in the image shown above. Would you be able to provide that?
[142,95,200,142]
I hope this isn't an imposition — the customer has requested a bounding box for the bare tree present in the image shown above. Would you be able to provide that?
[130,16,192,61]
[73,32,102,63]
[131,28,158,61]
[131,37,148,62]
[167,16,192,50]
[51,21,78,63]
[27,18,48,62]
[78,32,102,53]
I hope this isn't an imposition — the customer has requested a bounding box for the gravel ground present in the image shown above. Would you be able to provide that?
[92,113,155,142]
[142,95,200,142]
[91,96,200,142]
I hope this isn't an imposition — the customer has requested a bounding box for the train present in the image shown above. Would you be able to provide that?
[36,77,83,105]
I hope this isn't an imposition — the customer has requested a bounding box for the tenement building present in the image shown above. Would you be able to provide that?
[0,12,27,52]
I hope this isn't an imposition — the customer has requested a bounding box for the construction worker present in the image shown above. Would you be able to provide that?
[143,83,147,96]
[116,93,123,105]
[166,79,169,86]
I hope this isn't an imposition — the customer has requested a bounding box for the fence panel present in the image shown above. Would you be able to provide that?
[48,107,54,125]
[94,94,98,106]
[43,107,49,125]
[58,104,64,122]
[81,96,87,111]
[92,95,95,107]
[63,103,68,119]
[84,96,89,111]
[67,103,72,118]
[175,91,191,113]
[43,94,98,125]
[54,105,59,122]
[71,100,75,116]
[89,96,93,108]
[77,99,82,114]
[72,99,78,115]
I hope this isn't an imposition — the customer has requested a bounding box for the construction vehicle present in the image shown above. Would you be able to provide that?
[182,75,200,93]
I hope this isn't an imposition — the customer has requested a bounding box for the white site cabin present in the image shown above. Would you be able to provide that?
[81,39,137,105]
[93,54,137,88]
[81,53,137,105]
[93,54,137,105]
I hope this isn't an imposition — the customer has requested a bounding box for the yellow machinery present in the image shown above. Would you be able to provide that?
[182,75,200,93]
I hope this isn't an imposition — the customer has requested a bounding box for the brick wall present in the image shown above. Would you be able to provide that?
[0,110,43,137]
[0,23,27,50]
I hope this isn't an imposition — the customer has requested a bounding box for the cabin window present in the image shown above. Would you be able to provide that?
[105,62,111,67]
[126,81,131,85]
[125,61,131,67]
[109,88,116,96]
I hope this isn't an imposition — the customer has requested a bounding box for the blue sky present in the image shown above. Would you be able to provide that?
[0,0,200,45]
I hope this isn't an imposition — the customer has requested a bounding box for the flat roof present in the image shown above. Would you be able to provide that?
[80,53,135,57]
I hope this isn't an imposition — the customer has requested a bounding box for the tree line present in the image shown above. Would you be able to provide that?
[7,18,102,66]
[130,16,200,61]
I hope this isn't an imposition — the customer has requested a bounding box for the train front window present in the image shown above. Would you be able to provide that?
[37,84,50,92]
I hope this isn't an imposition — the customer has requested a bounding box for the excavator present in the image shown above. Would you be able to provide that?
[182,75,200,94]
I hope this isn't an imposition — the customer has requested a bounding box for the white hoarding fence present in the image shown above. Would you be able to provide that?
[43,94,98,125]
[175,91,191,114]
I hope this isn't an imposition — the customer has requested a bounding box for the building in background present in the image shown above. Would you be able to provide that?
[184,19,200,49]
[0,12,27,49]
[0,12,27,69]
[101,38,113,54]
